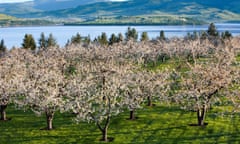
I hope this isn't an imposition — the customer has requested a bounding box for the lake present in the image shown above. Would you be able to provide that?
[1,23,240,48]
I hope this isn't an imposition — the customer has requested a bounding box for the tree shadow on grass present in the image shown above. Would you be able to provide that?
[127,105,240,143]
[14,131,103,144]
[129,125,187,143]
[99,137,114,142]
[124,105,189,143]
[0,117,12,121]
[188,123,208,127]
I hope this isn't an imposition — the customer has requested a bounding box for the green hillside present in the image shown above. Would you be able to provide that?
[0,14,55,27]
[1,0,240,25]
[40,0,240,24]
[0,13,15,20]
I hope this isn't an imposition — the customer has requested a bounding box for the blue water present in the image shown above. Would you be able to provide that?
[1,24,240,48]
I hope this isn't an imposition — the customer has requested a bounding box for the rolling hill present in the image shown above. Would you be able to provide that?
[33,0,108,11]
[0,0,240,24]
[39,0,240,23]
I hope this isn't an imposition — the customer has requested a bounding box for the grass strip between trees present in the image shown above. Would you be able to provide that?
[1,104,240,144]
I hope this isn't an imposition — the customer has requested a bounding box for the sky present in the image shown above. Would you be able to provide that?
[0,0,33,3]
[110,0,128,2]
[0,0,127,3]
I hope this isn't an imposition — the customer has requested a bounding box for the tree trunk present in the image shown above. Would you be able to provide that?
[0,105,7,121]
[96,118,110,142]
[45,111,54,130]
[197,106,206,126]
[147,96,152,107]
[130,110,135,120]
[197,110,204,126]
[102,127,108,142]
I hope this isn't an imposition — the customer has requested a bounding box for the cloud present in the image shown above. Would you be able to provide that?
[0,0,33,3]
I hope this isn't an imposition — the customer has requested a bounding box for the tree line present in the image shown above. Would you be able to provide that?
[0,23,232,53]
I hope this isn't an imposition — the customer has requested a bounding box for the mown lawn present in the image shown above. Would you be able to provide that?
[0,104,240,144]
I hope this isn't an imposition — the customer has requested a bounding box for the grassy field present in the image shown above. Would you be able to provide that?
[1,104,240,144]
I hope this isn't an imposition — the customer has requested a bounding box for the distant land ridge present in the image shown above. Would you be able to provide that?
[0,0,240,25]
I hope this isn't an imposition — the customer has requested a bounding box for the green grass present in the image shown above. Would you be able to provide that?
[0,14,15,20]
[1,104,240,144]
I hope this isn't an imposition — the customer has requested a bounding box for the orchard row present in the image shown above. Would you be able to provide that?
[0,27,240,142]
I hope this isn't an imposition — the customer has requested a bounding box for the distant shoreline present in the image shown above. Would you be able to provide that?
[2,21,240,28]
[63,23,205,26]
[1,23,205,28]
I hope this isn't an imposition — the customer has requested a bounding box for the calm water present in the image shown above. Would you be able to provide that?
[1,23,240,48]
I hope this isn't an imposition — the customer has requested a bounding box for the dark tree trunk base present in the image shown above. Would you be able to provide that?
[126,116,139,121]
[0,105,8,121]
[0,117,11,121]
[188,122,208,127]
[100,137,114,142]
[45,111,54,130]
[147,96,152,107]
[147,104,156,107]
[40,127,55,130]
[129,110,135,120]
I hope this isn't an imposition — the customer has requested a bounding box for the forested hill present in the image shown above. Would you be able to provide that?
[0,0,240,24]
[40,0,240,23]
